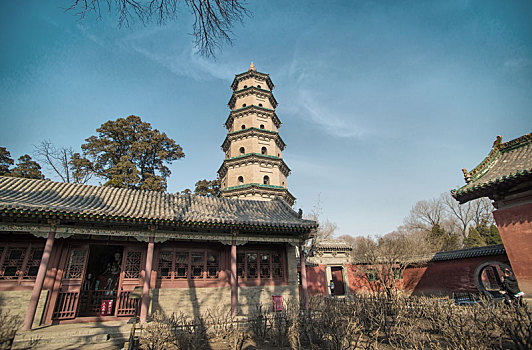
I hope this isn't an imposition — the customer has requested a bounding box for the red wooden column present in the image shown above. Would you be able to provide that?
[140,236,155,323]
[22,231,56,330]
[231,239,237,317]
[300,243,309,310]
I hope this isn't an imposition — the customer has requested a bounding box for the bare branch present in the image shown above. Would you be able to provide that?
[65,0,250,57]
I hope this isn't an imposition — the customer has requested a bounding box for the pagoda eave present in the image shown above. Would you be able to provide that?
[221,128,286,152]
[221,184,295,206]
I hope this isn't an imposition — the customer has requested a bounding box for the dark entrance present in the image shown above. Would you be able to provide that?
[331,266,345,295]
[78,245,123,316]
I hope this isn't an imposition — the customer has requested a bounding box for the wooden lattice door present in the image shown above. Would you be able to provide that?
[116,246,144,317]
[52,245,89,320]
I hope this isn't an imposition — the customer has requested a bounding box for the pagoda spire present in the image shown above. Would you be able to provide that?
[218,65,295,205]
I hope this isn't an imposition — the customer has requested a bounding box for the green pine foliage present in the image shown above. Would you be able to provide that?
[0,147,14,176]
[10,155,45,180]
[463,226,486,248]
[485,224,502,245]
[82,115,185,191]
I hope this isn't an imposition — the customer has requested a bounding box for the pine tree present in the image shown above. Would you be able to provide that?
[82,115,184,191]
[463,227,486,248]
[485,225,502,245]
[11,155,45,179]
[0,147,14,176]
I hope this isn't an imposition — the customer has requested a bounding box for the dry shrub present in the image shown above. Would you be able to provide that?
[139,296,531,350]
[140,311,208,350]
[140,312,174,350]
[0,311,20,350]
[300,297,365,350]
[491,300,532,350]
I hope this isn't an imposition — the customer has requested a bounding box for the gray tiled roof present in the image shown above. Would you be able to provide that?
[452,133,532,203]
[0,176,316,230]
[430,244,506,262]
[313,239,353,251]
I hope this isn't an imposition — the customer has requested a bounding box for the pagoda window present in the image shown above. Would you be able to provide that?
[243,85,247,89]
[260,124,264,129]
[257,85,261,88]
[242,104,246,107]
[261,147,267,155]
[239,147,245,154]
[241,125,246,129]
[263,176,270,185]
[238,176,244,184]
[258,103,263,107]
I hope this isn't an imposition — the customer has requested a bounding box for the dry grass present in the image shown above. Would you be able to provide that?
[139,295,532,350]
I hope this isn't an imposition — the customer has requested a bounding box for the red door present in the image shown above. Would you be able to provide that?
[52,245,89,320]
[331,267,345,296]
[116,246,144,317]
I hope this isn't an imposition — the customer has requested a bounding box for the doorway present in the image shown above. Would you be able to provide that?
[78,245,124,317]
[331,266,345,296]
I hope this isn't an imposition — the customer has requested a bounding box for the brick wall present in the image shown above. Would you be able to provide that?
[493,202,532,295]
[0,290,48,328]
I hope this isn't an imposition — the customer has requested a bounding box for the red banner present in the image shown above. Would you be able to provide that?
[272,295,283,312]
[100,299,114,316]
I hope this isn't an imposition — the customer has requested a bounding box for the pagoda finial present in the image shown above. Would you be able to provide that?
[249,62,256,71]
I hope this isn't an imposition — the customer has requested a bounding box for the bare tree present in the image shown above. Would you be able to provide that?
[305,195,337,245]
[404,197,444,232]
[351,228,432,296]
[442,192,473,240]
[65,0,249,57]
[34,141,93,184]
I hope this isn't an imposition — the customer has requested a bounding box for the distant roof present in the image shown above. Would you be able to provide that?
[313,239,353,251]
[0,176,316,231]
[452,133,532,203]
[430,244,506,262]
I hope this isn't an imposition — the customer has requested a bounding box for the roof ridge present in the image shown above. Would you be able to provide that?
[462,135,504,184]
[500,132,532,152]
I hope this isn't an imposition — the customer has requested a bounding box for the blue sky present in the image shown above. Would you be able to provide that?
[1,0,531,236]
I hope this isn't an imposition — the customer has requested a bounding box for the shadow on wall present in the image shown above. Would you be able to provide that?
[304,265,327,295]
[406,255,510,296]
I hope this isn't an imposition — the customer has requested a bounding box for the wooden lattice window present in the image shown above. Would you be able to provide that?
[124,251,142,279]
[236,253,245,278]
[0,243,44,282]
[23,248,43,279]
[207,253,219,279]
[236,249,284,280]
[191,253,204,279]
[66,249,87,279]
[246,253,258,278]
[0,247,26,280]
[157,249,219,280]
[157,251,173,279]
[272,253,283,278]
[175,252,188,279]
[260,253,271,278]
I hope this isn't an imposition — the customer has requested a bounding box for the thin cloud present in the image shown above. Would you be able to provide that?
[119,27,235,81]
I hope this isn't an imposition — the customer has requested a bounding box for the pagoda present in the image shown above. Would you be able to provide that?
[218,63,295,205]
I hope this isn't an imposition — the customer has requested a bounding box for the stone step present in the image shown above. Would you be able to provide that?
[12,320,135,350]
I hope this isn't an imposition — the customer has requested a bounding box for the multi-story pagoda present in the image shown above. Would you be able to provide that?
[218,63,295,205]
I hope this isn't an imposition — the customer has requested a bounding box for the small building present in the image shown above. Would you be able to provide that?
[0,176,316,330]
[305,239,352,296]
[452,133,532,296]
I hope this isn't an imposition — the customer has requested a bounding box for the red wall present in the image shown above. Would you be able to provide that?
[493,202,532,295]
[303,254,510,296]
